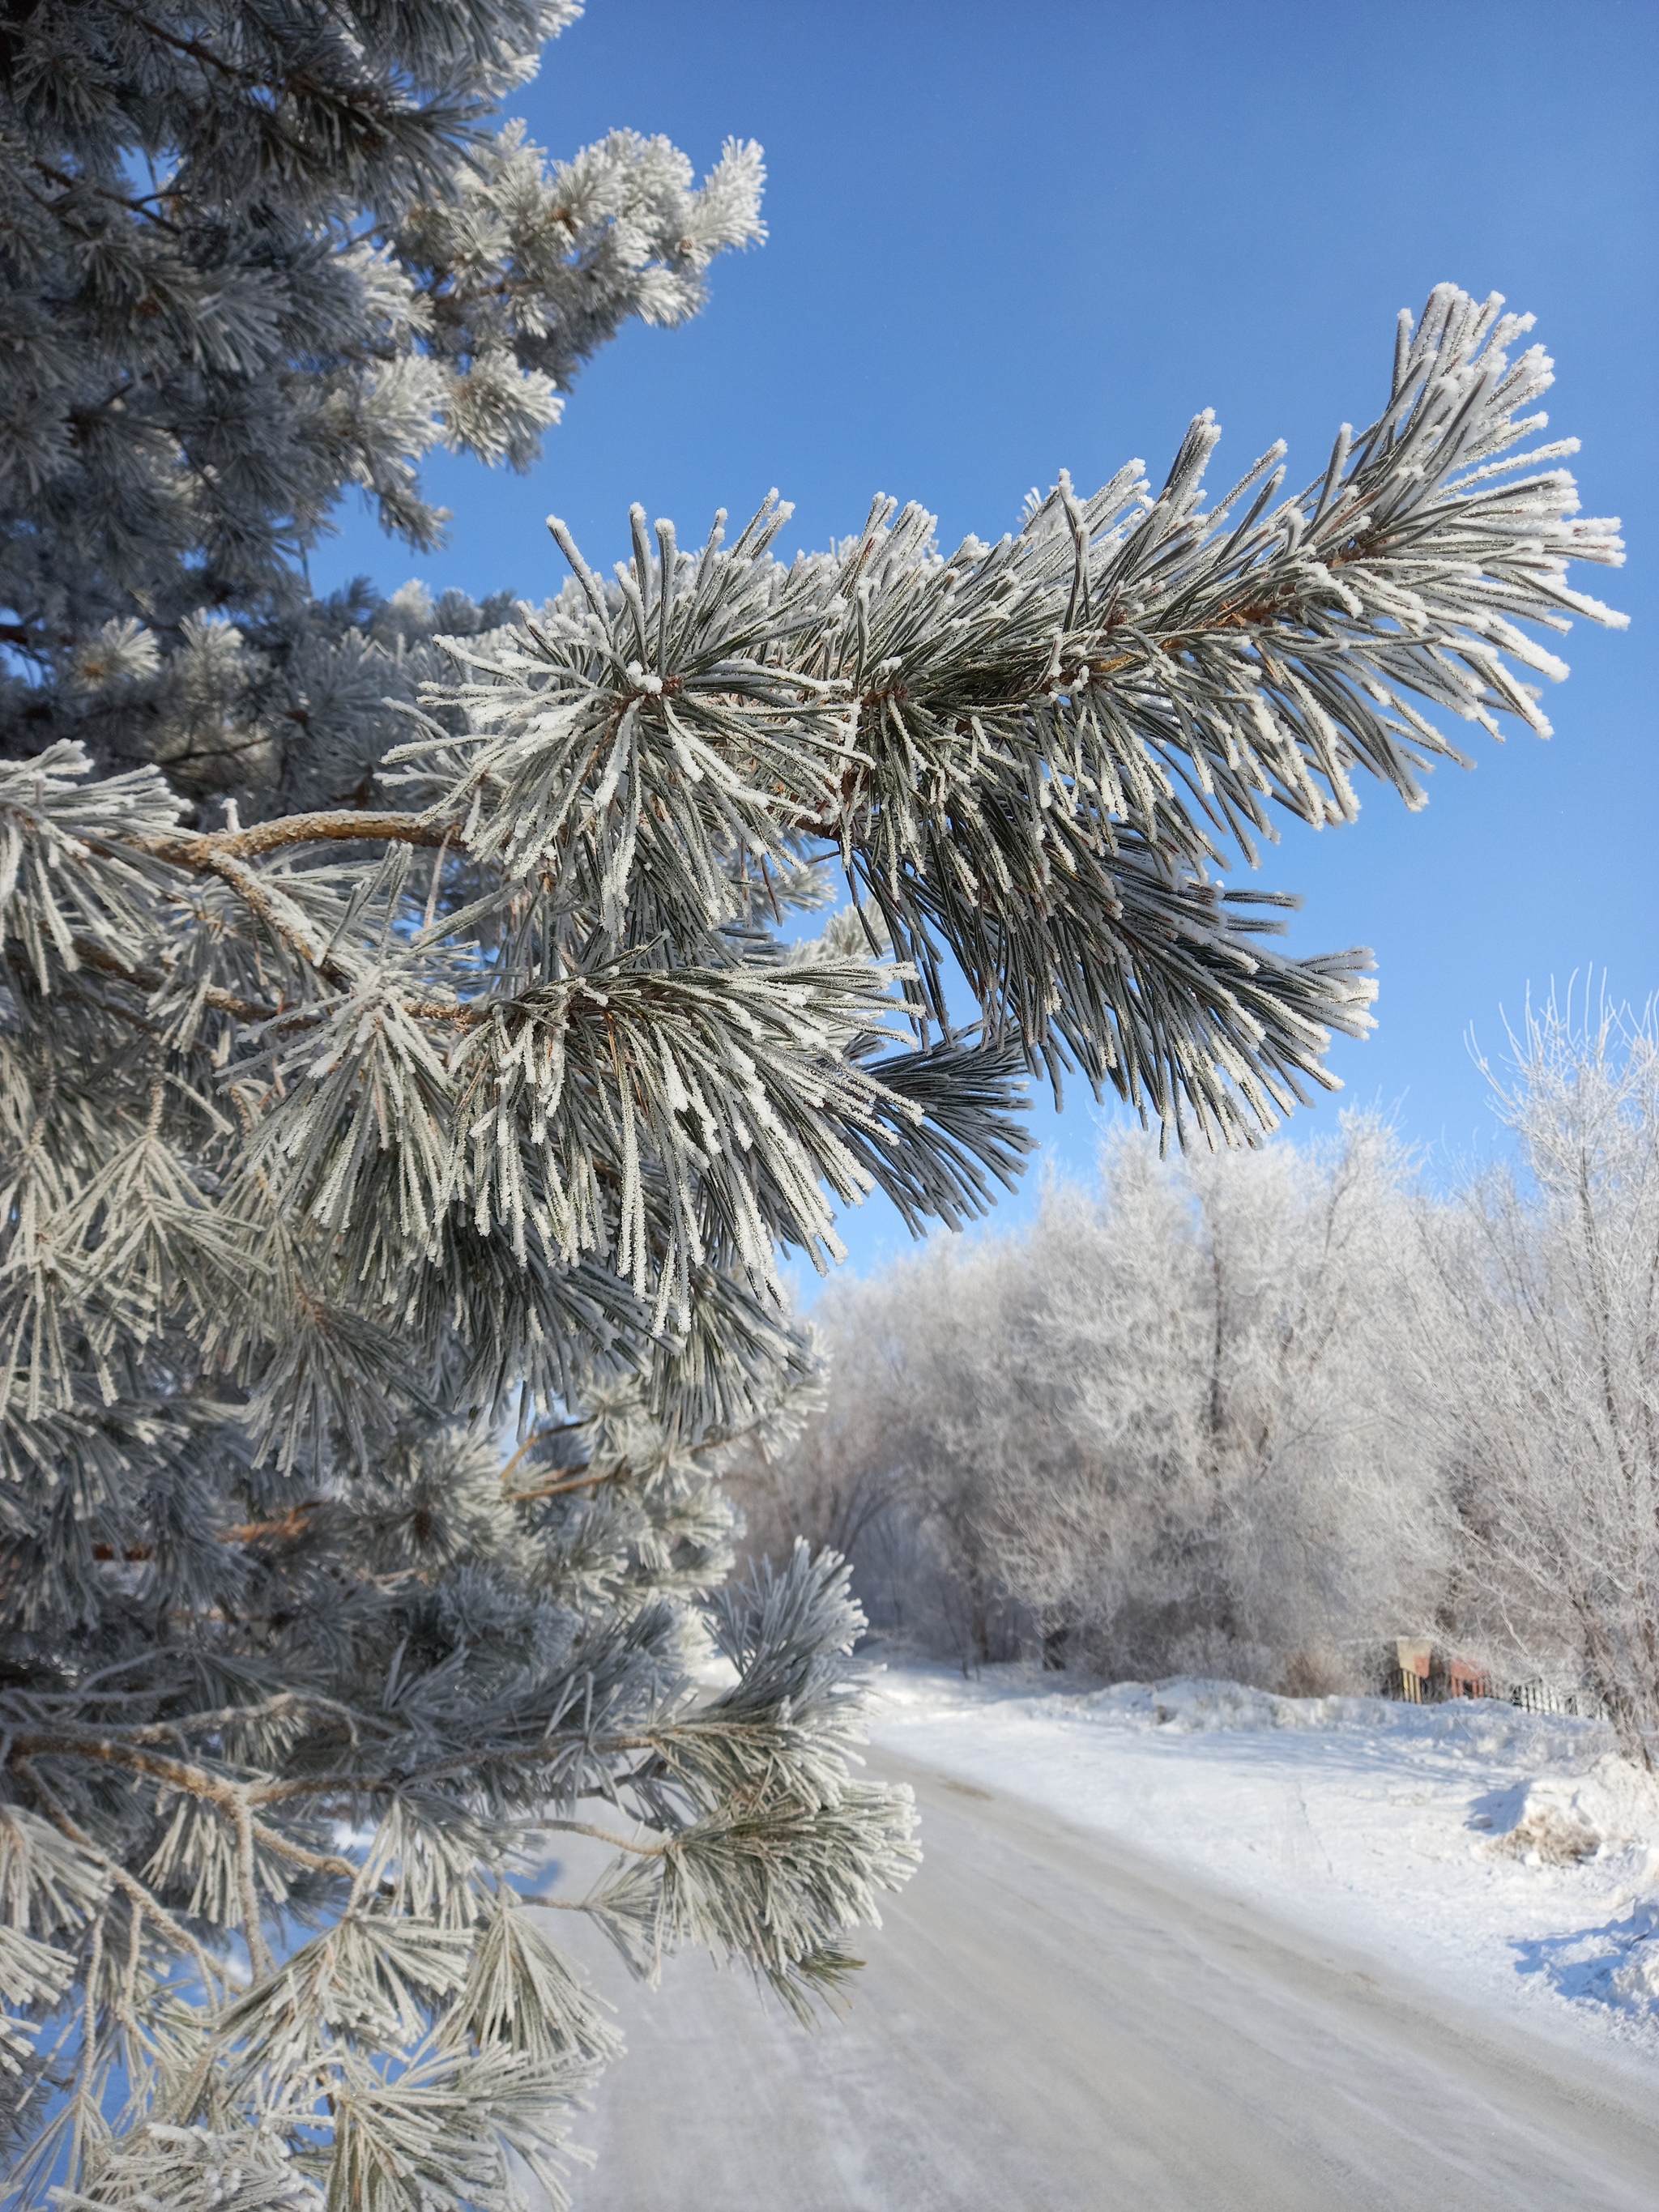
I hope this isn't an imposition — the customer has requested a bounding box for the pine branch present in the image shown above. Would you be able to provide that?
[11,1760,228,1997]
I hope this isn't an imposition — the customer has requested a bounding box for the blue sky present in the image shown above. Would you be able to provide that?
[315,0,1657,1281]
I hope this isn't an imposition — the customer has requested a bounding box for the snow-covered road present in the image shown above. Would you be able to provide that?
[566,1752,1659,2211]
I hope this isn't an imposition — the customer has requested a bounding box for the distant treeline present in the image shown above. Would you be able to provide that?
[728,995,1659,1766]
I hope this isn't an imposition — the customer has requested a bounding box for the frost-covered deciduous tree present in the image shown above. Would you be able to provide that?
[995,1124,1448,1687]
[746,1121,1446,1686]
[0,0,1628,2199]
[1417,995,1659,1763]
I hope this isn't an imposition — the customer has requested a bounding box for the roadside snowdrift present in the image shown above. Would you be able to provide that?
[872,1666,1659,2049]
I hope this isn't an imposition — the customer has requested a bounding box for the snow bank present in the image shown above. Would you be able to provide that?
[1096,1674,1610,1762]
[871,1664,1659,2050]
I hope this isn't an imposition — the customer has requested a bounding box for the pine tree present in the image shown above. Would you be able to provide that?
[0,2,1627,2204]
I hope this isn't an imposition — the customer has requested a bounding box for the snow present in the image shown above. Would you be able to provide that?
[870,1664,1659,2056]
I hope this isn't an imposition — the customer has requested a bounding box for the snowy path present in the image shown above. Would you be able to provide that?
[566,1753,1659,2212]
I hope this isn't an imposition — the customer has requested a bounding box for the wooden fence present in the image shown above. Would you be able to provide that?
[1380,1656,1594,1719]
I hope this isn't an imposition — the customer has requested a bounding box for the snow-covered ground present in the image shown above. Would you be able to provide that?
[870,1664,1659,2058]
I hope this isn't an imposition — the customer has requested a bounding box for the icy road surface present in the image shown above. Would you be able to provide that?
[568,1754,1659,2212]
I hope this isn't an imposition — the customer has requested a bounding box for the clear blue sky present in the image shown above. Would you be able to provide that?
[315,0,1657,1281]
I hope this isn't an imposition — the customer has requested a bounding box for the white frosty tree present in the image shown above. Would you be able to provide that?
[0,0,1628,2201]
[743,1119,1448,1686]
[1414,993,1659,1763]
